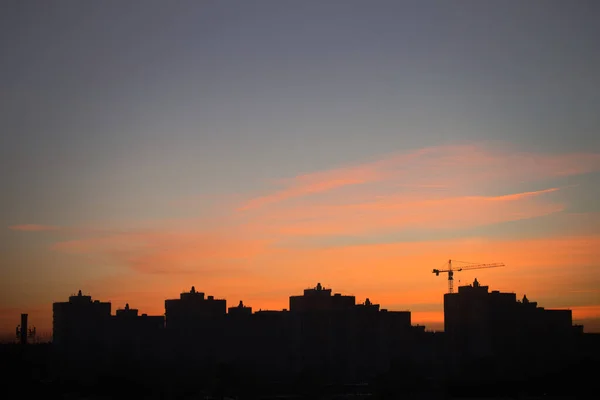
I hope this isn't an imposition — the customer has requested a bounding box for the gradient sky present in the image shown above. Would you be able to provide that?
[1,0,600,338]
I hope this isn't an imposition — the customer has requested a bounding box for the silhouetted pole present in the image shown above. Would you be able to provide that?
[20,314,28,345]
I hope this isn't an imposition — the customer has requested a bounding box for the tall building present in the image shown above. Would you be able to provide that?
[111,303,164,364]
[287,283,414,378]
[163,286,227,365]
[52,290,112,364]
[444,278,576,363]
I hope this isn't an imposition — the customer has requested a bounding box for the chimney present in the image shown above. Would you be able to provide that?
[20,314,27,345]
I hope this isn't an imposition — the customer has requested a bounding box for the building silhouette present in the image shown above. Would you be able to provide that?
[289,282,355,312]
[111,303,164,368]
[48,280,594,390]
[444,278,580,380]
[165,285,226,329]
[52,290,111,361]
[228,300,252,316]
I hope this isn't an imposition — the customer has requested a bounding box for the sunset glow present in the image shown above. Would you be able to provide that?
[2,2,599,340]
[3,143,600,337]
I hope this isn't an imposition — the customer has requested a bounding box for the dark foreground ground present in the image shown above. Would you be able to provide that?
[1,343,597,399]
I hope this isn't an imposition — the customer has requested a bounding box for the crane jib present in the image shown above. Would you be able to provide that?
[432,260,506,294]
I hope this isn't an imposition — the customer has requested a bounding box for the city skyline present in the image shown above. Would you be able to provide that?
[2,1,600,337]
[9,275,596,398]
[3,274,596,342]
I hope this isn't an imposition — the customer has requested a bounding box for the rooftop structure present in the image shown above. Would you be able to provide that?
[164,286,227,331]
[289,282,356,312]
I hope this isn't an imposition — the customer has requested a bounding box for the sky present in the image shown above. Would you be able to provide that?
[1,0,600,339]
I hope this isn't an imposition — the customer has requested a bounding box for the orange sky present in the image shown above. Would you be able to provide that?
[3,1,600,347]
[2,144,600,338]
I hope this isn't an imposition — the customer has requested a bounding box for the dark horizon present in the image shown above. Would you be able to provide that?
[6,273,600,345]
[5,277,600,399]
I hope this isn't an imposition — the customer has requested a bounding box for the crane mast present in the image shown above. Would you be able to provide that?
[433,259,505,293]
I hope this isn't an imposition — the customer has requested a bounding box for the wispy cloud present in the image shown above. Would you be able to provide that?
[51,230,271,275]
[238,144,600,211]
[569,305,600,320]
[42,144,600,276]
[569,290,600,294]
[237,147,437,211]
[252,187,564,236]
[9,224,60,232]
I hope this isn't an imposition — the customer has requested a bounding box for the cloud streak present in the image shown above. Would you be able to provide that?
[253,187,565,237]
[237,147,437,211]
[26,144,600,278]
[51,230,271,275]
[9,224,60,232]
[238,144,600,211]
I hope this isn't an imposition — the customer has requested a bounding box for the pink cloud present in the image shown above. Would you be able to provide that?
[477,187,561,202]
[36,143,600,283]
[46,186,571,277]
[9,224,60,232]
[246,187,564,236]
[238,147,437,210]
[237,144,600,211]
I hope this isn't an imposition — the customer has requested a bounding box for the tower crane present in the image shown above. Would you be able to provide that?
[433,259,505,293]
